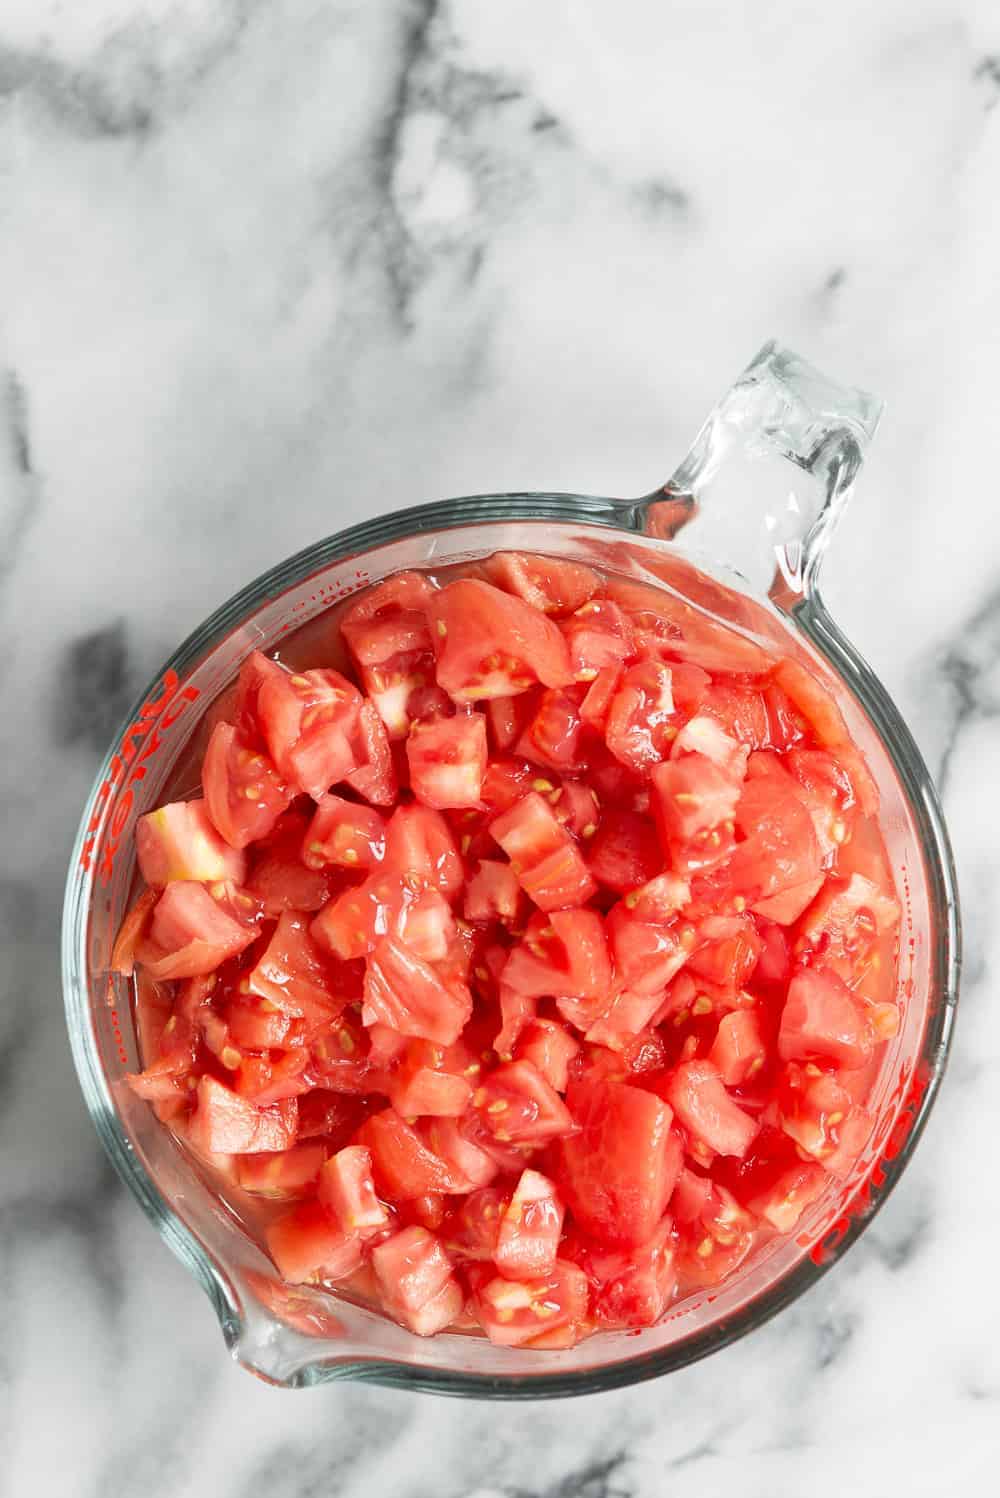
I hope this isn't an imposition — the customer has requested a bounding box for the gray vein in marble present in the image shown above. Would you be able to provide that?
[0,370,39,591]
[925,582,1000,793]
[814,1307,858,1370]
[54,619,135,752]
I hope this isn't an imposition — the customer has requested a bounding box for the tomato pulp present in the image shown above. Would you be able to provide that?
[119,551,901,1347]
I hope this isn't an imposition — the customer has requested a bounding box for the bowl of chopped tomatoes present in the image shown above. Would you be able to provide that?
[64,344,959,1395]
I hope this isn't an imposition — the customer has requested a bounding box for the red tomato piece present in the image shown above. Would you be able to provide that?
[464,860,521,924]
[256,662,364,799]
[237,1142,326,1198]
[311,870,453,963]
[139,881,257,980]
[777,1065,872,1178]
[296,1090,368,1145]
[579,664,624,728]
[651,755,742,845]
[266,1199,362,1284]
[710,1010,767,1086]
[421,1117,499,1190]
[577,1217,677,1329]
[606,903,693,996]
[605,661,677,774]
[188,1076,298,1155]
[317,1145,390,1237]
[604,575,772,674]
[669,1166,714,1224]
[624,871,691,924]
[797,873,900,983]
[429,578,573,699]
[514,1018,580,1093]
[587,810,663,893]
[562,599,636,679]
[490,791,597,911]
[136,799,247,887]
[246,911,348,1025]
[225,995,293,1049]
[516,689,585,773]
[407,713,487,809]
[773,659,878,815]
[485,694,530,751]
[725,776,823,920]
[386,1039,475,1117]
[201,723,293,850]
[358,1109,473,1198]
[701,684,773,749]
[671,715,749,778]
[494,1169,565,1280]
[111,887,158,976]
[675,1182,755,1287]
[473,1060,575,1145]
[302,794,386,871]
[584,987,669,1050]
[445,1186,506,1260]
[478,757,537,815]
[688,914,762,998]
[474,1260,589,1347]
[485,552,599,616]
[372,1226,463,1336]
[502,908,611,1006]
[343,699,397,807]
[362,937,472,1045]
[560,1079,680,1248]
[666,1061,758,1158]
[340,572,437,739]
[383,803,464,900]
[778,966,873,1070]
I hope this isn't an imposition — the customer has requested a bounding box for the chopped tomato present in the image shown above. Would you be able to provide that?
[490,791,597,911]
[302,794,386,871]
[551,780,600,838]
[666,1061,758,1158]
[586,810,662,893]
[358,1109,472,1198]
[710,1010,767,1086]
[474,1260,589,1347]
[340,571,437,738]
[797,873,900,984]
[517,689,584,772]
[606,903,692,996]
[237,1142,326,1198]
[138,881,257,980]
[111,887,158,976]
[688,914,762,998]
[584,987,669,1050]
[386,1039,475,1117]
[256,662,365,799]
[445,1186,506,1260]
[317,1145,390,1237]
[343,700,397,807]
[407,713,487,809]
[514,1018,580,1093]
[726,776,822,920]
[247,911,348,1025]
[485,694,530,751]
[383,803,464,900]
[777,1064,872,1178]
[605,661,676,773]
[778,966,873,1070]
[136,799,248,887]
[562,599,636,679]
[486,552,598,616]
[473,1060,575,1144]
[201,723,293,851]
[494,1169,565,1280]
[560,1079,680,1248]
[624,872,691,924]
[575,1217,676,1328]
[464,860,521,924]
[429,578,573,699]
[579,664,624,728]
[421,1117,499,1189]
[188,1076,298,1155]
[265,1199,362,1284]
[362,937,472,1045]
[675,1182,755,1286]
[372,1226,464,1336]
[604,574,772,674]
[651,754,742,845]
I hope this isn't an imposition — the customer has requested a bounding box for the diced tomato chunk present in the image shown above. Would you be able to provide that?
[189,1076,298,1155]
[318,1145,390,1237]
[383,803,464,900]
[486,552,599,616]
[576,1218,677,1328]
[710,1010,767,1086]
[266,1199,362,1284]
[421,1117,499,1189]
[429,579,574,699]
[586,810,662,893]
[201,723,293,850]
[652,755,742,844]
[372,1226,463,1335]
[778,966,873,1070]
[473,1060,575,1145]
[666,1061,758,1158]
[560,1079,680,1248]
[514,1018,580,1093]
[562,599,635,679]
[139,881,257,979]
[474,1260,589,1347]
[605,661,676,774]
[464,859,521,924]
[494,1170,565,1280]
[406,712,487,811]
[491,792,597,911]
[517,689,584,772]
[358,1109,472,1198]
[362,937,472,1045]
[237,1142,326,1198]
[247,911,349,1025]
[137,799,247,886]
[302,794,386,870]
[341,572,437,739]
[386,1039,475,1117]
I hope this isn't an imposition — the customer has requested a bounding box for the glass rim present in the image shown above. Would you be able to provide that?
[62,495,961,1398]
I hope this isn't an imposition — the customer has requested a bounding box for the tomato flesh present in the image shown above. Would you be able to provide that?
[119,548,901,1348]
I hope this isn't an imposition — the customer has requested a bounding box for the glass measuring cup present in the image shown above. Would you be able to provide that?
[63,342,960,1396]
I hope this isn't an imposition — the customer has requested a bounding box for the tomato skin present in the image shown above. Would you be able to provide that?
[560,1079,680,1248]
[137,799,248,887]
[429,578,574,699]
[407,714,488,810]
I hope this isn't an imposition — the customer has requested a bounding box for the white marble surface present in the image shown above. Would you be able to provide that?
[1,0,998,1492]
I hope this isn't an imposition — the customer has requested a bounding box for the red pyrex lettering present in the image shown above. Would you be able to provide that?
[80,670,201,882]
